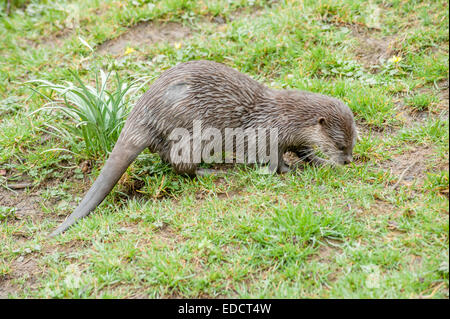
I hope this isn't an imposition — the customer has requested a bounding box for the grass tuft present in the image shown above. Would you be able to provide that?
[28,70,151,158]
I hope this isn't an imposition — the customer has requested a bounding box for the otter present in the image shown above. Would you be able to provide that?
[49,60,357,237]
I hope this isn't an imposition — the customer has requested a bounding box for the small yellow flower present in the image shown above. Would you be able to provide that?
[174,42,182,50]
[389,55,402,63]
[124,47,135,55]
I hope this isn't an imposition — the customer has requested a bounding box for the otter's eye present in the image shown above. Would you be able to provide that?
[338,146,346,151]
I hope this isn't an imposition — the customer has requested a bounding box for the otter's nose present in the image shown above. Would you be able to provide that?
[343,159,351,165]
[343,156,352,165]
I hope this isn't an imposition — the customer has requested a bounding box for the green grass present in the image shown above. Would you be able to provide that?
[28,69,150,157]
[0,0,448,298]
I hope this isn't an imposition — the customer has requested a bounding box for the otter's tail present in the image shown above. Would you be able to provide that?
[49,140,146,237]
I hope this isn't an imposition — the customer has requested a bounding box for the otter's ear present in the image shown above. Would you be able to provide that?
[318,117,326,126]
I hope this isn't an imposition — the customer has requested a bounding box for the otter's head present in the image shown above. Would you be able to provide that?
[313,100,357,165]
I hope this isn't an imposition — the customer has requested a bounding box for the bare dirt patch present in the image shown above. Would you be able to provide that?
[96,4,270,56]
[153,224,183,247]
[22,3,268,54]
[0,174,89,222]
[313,239,342,263]
[21,28,73,50]
[436,78,449,114]
[351,28,401,71]
[0,174,91,298]
[228,5,266,21]
[364,198,396,217]
[0,255,40,299]
[397,78,449,121]
[97,22,191,56]
[0,187,42,221]
[42,29,73,48]
[357,121,396,141]
[381,145,438,186]
[393,101,431,127]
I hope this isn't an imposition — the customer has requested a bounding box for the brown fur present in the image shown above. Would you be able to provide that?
[50,60,357,236]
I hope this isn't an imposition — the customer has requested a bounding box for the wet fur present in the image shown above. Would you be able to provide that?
[50,60,357,236]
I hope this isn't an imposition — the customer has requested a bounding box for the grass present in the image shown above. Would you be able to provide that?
[0,0,448,298]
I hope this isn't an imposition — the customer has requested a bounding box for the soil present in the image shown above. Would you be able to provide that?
[353,30,399,71]
[97,21,191,56]
[95,4,268,56]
